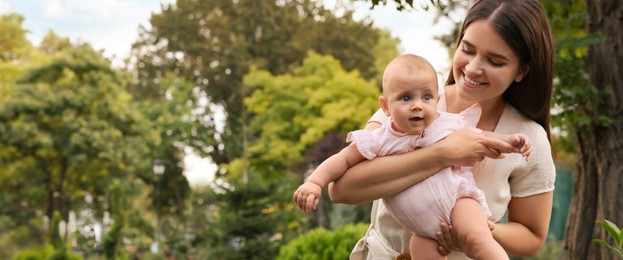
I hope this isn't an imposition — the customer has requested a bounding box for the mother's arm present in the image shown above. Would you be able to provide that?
[493,192,553,256]
[328,127,517,204]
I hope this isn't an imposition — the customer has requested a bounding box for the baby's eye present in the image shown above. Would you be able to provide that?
[423,95,432,101]
[401,96,412,102]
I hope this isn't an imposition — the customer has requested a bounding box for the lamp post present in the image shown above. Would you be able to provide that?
[150,159,165,254]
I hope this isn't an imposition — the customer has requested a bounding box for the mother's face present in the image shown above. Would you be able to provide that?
[452,19,529,105]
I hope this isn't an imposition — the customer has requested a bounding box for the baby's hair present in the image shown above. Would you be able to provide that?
[382,54,437,94]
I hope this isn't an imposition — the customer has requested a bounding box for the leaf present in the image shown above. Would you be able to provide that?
[578,115,591,126]
[593,239,623,258]
[597,219,622,247]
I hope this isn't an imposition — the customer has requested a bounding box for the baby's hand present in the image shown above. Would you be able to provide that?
[508,133,531,161]
[293,182,322,211]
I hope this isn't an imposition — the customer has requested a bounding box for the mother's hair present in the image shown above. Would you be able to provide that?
[445,0,555,140]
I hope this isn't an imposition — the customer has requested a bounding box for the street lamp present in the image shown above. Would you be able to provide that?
[150,159,165,254]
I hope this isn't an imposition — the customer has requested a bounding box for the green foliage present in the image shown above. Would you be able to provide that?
[0,13,32,61]
[102,215,124,259]
[371,29,402,88]
[593,220,623,258]
[276,223,368,260]
[12,245,82,260]
[132,0,387,168]
[1,45,155,169]
[0,22,169,257]
[0,45,156,231]
[49,212,63,250]
[0,13,34,98]
[102,180,129,258]
[194,173,299,260]
[135,74,197,216]
[0,2,399,258]
[38,31,72,55]
[542,0,612,131]
[243,52,380,176]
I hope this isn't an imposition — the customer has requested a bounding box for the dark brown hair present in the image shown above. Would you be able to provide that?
[445,0,554,139]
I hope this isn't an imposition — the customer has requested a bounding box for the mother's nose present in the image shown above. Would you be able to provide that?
[464,57,484,76]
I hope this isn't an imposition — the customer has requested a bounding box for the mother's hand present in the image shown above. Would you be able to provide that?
[436,220,496,255]
[438,128,515,168]
[436,222,460,255]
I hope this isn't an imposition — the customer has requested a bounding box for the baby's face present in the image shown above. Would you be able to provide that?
[384,70,439,135]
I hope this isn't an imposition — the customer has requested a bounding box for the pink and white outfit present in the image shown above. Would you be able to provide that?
[351,91,556,260]
[347,104,490,239]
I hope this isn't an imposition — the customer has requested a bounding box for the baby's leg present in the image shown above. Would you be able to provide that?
[451,198,509,260]
[409,233,446,260]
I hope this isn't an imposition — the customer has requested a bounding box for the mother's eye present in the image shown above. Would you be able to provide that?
[488,58,504,67]
[461,46,475,55]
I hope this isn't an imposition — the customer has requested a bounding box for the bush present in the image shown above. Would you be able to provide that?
[276,223,368,260]
[12,245,82,260]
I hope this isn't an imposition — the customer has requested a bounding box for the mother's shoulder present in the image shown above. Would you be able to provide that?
[498,104,548,138]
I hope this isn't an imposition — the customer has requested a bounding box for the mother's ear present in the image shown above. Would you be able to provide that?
[515,65,530,82]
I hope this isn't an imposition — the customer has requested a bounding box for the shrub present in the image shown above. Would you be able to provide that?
[12,245,82,260]
[276,223,368,260]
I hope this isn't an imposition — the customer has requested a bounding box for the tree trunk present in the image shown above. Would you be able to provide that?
[565,0,623,259]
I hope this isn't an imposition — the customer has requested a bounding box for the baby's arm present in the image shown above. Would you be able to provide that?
[294,143,367,211]
[483,131,531,160]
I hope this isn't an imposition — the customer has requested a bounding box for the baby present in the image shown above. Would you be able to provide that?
[294,54,530,259]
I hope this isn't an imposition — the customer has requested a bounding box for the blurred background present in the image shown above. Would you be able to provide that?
[0,0,619,259]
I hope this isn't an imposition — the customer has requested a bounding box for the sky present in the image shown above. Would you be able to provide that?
[0,0,453,186]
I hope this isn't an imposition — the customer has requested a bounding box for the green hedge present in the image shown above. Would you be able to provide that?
[12,245,82,260]
[277,223,368,260]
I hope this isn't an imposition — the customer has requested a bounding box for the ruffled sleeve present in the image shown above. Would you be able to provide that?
[347,130,379,160]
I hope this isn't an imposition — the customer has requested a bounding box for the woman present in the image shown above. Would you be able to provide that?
[328,0,555,259]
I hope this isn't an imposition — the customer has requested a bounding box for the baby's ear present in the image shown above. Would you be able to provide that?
[379,96,390,116]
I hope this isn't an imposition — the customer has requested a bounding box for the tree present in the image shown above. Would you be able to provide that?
[0,13,32,94]
[0,14,48,258]
[192,173,297,259]
[0,13,31,62]
[243,52,380,175]
[0,43,157,251]
[241,52,381,229]
[131,0,385,170]
[564,0,623,259]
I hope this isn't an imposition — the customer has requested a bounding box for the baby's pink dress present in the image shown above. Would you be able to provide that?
[347,104,491,239]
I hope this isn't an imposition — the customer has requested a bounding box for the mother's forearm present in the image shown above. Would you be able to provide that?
[493,192,552,256]
[328,146,445,204]
[492,222,547,256]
